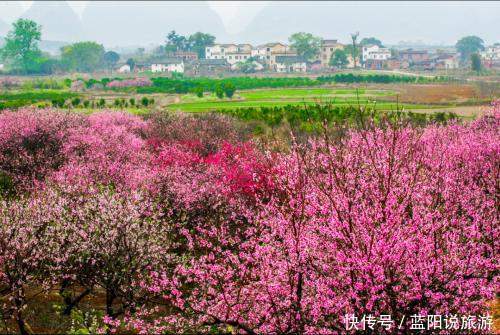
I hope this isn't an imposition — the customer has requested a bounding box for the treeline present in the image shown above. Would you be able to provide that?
[216,103,459,134]
[132,73,448,94]
[0,19,121,75]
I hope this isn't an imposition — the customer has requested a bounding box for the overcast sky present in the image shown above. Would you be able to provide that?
[0,1,498,46]
[1,0,269,33]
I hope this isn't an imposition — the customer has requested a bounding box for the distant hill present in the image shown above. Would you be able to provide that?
[234,2,500,45]
[21,1,84,42]
[0,35,69,55]
[81,1,228,47]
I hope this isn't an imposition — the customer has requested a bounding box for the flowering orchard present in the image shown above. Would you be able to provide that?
[0,105,498,334]
[106,77,152,88]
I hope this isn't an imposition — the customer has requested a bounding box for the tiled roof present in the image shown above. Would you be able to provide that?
[197,59,229,65]
[275,55,307,64]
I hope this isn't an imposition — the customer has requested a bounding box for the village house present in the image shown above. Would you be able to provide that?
[481,44,500,69]
[252,43,297,68]
[412,59,437,71]
[225,50,252,66]
[362,45,391,64]
[398,49,429,64]
[433,53,459,69]
[274,56,307,73]
[319,39,344,67]
[205,44,252,61]
[115,64,131,73]
[385,58,409,70]
[134,63,151,73]
[173,51,198,62]
[193,59,230,75]
[151,58,184,73]
[0,63,4,71]
[364,59,386,70]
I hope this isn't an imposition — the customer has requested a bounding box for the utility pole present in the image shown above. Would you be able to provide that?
[351,32,360,68]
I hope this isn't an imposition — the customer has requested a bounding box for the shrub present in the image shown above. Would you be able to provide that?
[71,97,81,107]
[223,82,236,98]
[194,86,203,98]
[215,84,224,99]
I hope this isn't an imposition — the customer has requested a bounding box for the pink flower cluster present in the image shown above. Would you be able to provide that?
[0,105,498,334]
[106,77,152,88]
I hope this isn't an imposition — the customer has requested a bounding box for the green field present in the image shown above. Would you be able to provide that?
[167,88,435,112]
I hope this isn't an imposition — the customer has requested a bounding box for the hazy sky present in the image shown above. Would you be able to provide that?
[0,0,268,33]
[0,1,498,46]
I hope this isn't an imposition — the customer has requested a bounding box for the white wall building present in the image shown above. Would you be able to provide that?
[225,52,252,65]
[362,45,391,62]
[481,44,500,61]
[151,60,184,73]
[116,64,131,73]
[206,44,252,62]
[275,56,307,73]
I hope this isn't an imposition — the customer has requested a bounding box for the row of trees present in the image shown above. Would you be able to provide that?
[162,30,216,58]
[289,31,383,65]
[0,19,122,74]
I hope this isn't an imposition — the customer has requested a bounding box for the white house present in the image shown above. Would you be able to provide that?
[225,52,252,65]
[151,59,184,73]
[275,56,307,73]
[116,64,131,73]
[481,44,500,61]
[252,43,296,68]
[0,63,4,71]
[362,45,391,62]
[206,44,252,62]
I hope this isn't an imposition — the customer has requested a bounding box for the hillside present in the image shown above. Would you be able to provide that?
[235,2,500,45]
[20,1,84,41]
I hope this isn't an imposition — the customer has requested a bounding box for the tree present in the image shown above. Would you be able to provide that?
[61,42,105,73]
[188,32,216,59]
[215,84,224,99]
[349,32,360,68]
[470,53,482,72]
[103,51,120,71]
[166,30,188,52]
[288,32,321,61]
[236,59,258,73]
[223,82,236,98]
[456,36,485,62]
[126,58,136,71]
[329,49,348,68]
[0,18,42,73]
[360,37,383,47]
[194,86,204,98]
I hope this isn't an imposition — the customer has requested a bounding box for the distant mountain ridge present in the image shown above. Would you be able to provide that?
[0,1,499,48]
[21,1,84,42]
[233,2,500,45]
[80,1,227,47]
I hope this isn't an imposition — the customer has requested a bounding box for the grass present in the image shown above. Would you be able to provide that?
[0,90,78,110]
[168,88,435,112]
